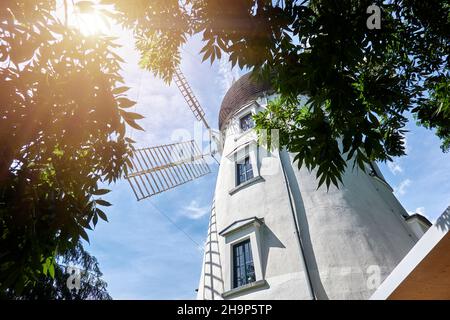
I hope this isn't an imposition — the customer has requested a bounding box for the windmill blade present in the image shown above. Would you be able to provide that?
[125,140,211,201]
[173,66,210,129]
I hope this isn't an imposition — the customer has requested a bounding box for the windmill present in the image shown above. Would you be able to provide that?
[121,60,427,301]
[125,66,218,202]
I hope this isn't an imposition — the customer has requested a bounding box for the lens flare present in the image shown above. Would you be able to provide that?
[73,11,110,36]
[65,1,111,36]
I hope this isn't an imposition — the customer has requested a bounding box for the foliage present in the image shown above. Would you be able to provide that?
[106,0,449,189]
[1,0,448,297]
[102,0,192,81]
[0,1,140,294]
[2,241,112,300]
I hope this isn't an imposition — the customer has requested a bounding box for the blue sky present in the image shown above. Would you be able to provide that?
[85,30,449,299]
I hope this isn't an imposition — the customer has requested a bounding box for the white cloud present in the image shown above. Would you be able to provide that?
[182,200,210,220]
[217,55,241,95]
[115,41,205,148]
[387,160,403,175]
[407,206,425,215]
[415,206,426,215]
[394,178,411,196]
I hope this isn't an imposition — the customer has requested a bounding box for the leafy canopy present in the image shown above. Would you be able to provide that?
[106,0,449,189]
[1,0,449,297]
[0,0,141,294]
[3,241,112,300]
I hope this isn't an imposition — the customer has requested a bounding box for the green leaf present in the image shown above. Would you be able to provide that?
[96,208,108,222]
[121,111,144,120]
[95,199,112,207]
[317,173,326,189]
[42,259,49,276]
[117,98,137,108]
[93,213,99,227]
[79,227,90,243]
[92,189,110,196]
[48,262,55,279]
[124,118,144,131]
[112,86,130,95]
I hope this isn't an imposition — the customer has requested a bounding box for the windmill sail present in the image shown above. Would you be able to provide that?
[125,140,211,201]
[173,67,210,129]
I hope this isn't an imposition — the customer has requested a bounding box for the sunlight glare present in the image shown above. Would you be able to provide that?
[72,10,110,36]
[59,0,113,37]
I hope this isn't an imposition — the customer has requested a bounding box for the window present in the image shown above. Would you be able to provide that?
[236,156,254,185]
[220,217,267,297]
[233,239,255,288]
[239,113,254,132]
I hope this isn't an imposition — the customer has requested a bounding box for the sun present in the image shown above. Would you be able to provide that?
[74,11,110,36]
[67,1,112,36]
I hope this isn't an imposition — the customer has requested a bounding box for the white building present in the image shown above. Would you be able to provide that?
[196,73,434,300]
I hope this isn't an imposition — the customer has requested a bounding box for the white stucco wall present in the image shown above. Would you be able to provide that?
[197,95,419,300]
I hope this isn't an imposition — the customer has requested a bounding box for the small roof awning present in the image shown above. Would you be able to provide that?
[370,206,450,300]
[219,217,264,237]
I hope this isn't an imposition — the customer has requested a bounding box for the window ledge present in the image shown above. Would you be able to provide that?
[222,279,268,299]
[233,128,255,142]
[229,175,265,196]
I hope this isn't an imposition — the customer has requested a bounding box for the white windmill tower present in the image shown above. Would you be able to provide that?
[125,68,431,300]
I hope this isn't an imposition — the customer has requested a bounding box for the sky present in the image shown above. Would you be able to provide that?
[82,21,450,300]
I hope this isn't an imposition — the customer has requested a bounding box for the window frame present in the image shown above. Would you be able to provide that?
[231,102,259,139]
[239,112,255,132]
[226,141,265,195]
[232,239,256,289]
[236,156,254,186]
[221,217,265,295]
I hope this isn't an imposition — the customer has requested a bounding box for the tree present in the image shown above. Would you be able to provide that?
[1,0,448,297]
[0,1,141,293]
[106,0,449,189]
[2,241,112,300]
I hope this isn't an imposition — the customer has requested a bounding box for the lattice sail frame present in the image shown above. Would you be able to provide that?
[125,140,211,201]
[173,67,210,129]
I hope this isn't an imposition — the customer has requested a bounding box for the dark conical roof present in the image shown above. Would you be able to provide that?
[218,72,272,130]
